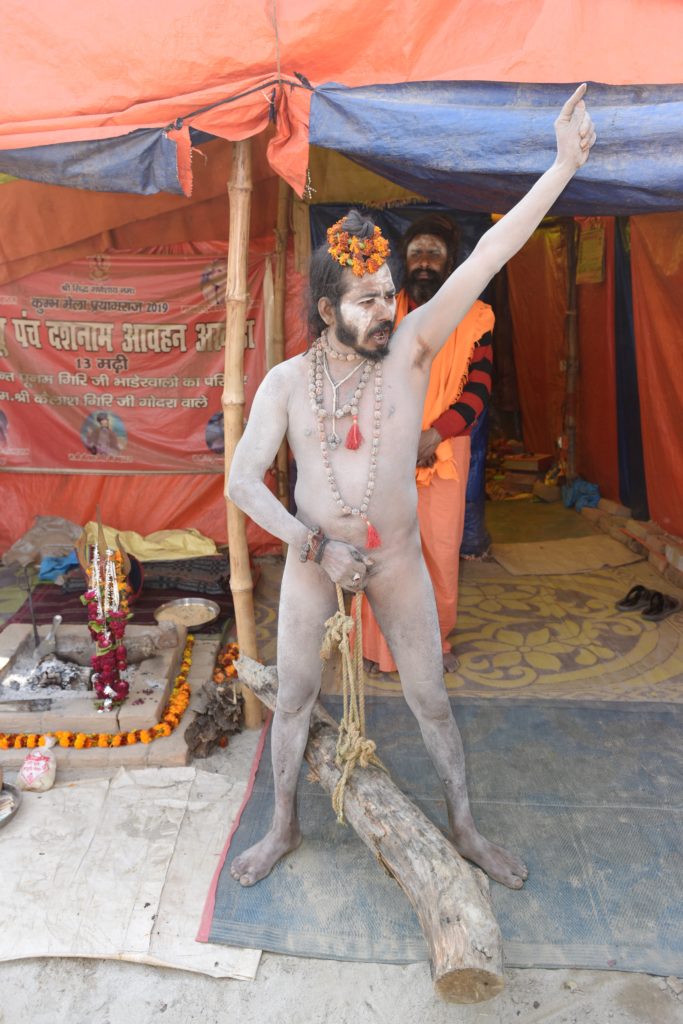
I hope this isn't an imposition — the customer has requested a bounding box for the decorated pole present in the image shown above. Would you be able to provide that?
[222,139,263,728]
[272,177,291,517]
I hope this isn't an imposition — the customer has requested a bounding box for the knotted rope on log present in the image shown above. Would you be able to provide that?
[321,584,386,823]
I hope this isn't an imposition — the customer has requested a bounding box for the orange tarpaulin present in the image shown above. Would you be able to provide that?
[0,137,278,285]
[4,1,683,193]
[506,224,567,456]
[576,218,620,502]
[630,213,683,538]
[0,248,307,554]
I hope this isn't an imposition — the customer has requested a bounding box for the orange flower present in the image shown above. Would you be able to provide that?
[127,731,138,745]
[0,737,9,750]
[27,734,38,749]
[111,735,123,747]
[13,736,23,749]
[97,734,109,748]
[74,734,87,749]
[139,730,152,744]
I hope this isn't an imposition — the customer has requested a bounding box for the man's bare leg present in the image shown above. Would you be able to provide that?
[230,551,337,886]
[366,548,528,889]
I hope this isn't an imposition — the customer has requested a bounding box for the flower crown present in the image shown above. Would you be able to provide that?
[326,219,391,277]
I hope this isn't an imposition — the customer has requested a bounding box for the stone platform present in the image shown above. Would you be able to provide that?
[0,631,221,770]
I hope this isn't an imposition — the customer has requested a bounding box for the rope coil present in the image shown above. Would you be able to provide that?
[321,585,386,823]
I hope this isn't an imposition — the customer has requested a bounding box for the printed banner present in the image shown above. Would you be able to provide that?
[0,250,269,473]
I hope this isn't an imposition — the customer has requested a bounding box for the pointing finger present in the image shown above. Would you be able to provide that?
[558,83,587,121]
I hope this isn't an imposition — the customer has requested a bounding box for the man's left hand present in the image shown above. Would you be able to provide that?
[417,427,442,467]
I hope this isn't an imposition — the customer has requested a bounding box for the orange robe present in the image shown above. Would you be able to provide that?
[361,294,495,672]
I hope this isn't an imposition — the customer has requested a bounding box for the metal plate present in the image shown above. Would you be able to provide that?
[0,783,22,830]
[153,596,221,630]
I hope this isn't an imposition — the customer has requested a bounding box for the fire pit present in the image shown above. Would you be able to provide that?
[0,622,185,737]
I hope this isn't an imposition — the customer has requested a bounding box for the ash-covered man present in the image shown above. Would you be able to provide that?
[228,86,595,890]
[362,213,494,675]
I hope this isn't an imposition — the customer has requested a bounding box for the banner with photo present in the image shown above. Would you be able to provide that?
[0,250,269,473]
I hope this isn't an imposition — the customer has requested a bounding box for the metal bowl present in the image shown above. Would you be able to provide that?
[0,783,22,830]
[153,596,221,631]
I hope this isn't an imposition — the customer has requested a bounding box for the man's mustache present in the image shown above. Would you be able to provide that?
[408,268,442,285]
[368,320,393,338]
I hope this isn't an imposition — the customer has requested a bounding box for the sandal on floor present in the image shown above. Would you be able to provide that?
[641,591,681,622]
[615,585,652,611]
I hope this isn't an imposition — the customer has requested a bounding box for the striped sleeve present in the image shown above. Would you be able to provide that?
[431,332,493,439]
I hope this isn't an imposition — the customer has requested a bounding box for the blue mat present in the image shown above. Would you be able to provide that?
[206,697,683,975]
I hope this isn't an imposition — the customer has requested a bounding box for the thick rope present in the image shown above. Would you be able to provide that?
[320,584,386,824]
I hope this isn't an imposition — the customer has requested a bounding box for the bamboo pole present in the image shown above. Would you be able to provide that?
[272,177,291,519]
[222,138,263,728]
[564,218,579,483]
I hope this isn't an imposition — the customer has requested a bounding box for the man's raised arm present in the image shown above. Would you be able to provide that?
[406,85,596,356]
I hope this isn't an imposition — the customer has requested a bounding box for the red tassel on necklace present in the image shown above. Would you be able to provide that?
[345,416,363,450]
[365,519,382,549]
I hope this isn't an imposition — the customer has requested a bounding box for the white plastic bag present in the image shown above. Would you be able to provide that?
[16,735,58,792]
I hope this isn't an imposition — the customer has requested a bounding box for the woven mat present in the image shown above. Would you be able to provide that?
[4,584,233,634]
[202,696,683,975]
[491,536,643,576]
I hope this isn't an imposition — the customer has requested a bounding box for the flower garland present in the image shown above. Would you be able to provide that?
[0,636,195,751]
[81,546,132,707]
[327,220,390,277]
[211,641,239,684]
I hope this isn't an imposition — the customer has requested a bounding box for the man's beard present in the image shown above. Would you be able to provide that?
[406,268,445,306]
[335,312,393,361]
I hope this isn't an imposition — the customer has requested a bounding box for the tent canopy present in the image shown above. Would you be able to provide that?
[3,1,683,199]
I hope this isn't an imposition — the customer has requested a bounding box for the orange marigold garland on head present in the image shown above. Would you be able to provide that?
[327,219,390,277]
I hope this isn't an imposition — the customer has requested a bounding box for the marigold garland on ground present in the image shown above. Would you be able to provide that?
[0,635,196,751]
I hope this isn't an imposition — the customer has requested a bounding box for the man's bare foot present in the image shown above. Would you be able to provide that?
[452,825,528,890]
[229,825,302,886]
[442,648,460,673]
[363,658,381,675]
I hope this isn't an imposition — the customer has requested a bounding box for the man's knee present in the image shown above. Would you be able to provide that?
[276,689,318,718]
[404,682,452,723]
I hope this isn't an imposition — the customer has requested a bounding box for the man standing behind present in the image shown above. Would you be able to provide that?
[362,215,493,674]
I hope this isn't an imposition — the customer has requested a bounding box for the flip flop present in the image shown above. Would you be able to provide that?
[615,585,652,611]
[641,591,681,622]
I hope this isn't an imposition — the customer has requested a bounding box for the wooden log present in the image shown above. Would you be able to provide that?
[222,138,263,729]
[236,654,504,1004]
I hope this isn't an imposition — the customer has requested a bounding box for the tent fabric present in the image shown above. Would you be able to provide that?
[4,1,683,195]
[631,214,683,538]
[506,224,568,456]
[614,220,649,521]
[310,81,683,215]
[0,128,191,196]
[576,218,620,503]
[0,137,279,285]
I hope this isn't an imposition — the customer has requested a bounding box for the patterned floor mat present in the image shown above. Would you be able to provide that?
[244,558,683,704]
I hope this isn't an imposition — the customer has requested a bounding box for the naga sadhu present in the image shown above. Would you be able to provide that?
[228,86,596,890]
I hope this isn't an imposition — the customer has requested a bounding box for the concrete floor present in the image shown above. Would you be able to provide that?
[2,503,682,1023]
[2,726,682,1024]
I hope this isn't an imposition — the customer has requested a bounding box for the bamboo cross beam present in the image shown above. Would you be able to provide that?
[222,138,264,729]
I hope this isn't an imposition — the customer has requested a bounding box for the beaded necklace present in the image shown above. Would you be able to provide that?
[308,335,382,548]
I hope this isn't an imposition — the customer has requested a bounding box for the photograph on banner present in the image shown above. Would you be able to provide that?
[0,249,269,473]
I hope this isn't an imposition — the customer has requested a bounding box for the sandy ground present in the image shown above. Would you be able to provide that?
[2,729,682,1024]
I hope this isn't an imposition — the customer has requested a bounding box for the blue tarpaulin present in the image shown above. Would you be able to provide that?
[310,81,683,215]
[0,128,213,195]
